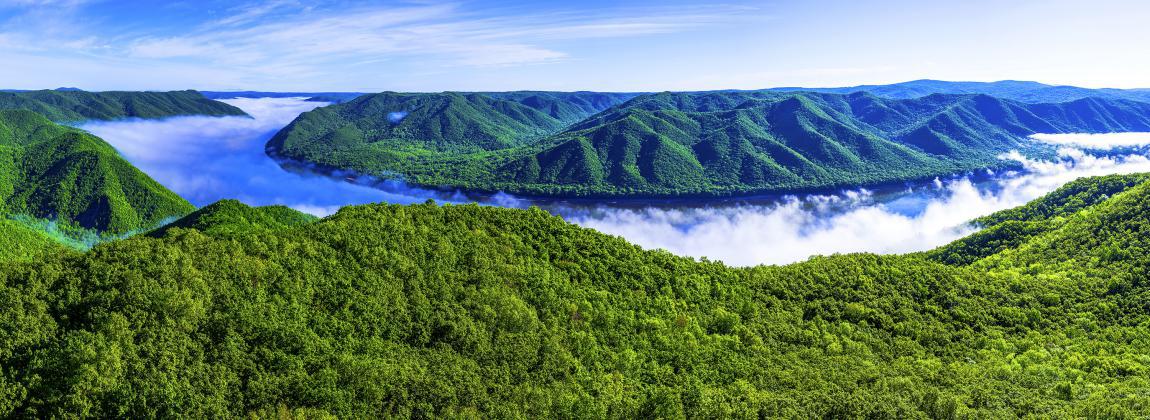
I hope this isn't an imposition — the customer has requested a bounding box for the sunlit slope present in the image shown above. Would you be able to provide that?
[929,173,1150,265]
[0,110,194,233]
[0,218,68,261]
[269,91,633,155]
[960,174,1150,276]
[0,89,248,121]
[3,174,1150,417]
[271,90,1150,196]
[146,198,316,238]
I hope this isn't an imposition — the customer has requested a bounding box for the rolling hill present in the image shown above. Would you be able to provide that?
[0,109,195,235]
[1,173,1149,417]
[0,89,248,121]
[270,89,1150,196]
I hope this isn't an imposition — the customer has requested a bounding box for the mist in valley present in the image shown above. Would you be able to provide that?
[82,98,1150,266]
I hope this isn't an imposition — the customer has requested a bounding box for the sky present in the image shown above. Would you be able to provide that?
[0,0,1147,92]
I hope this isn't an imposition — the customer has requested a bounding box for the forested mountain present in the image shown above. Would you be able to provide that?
[769,79,1150,103]
[269,91,634,156]
[270,89,1150,196]
[0,89,248,121]
[0,110,194,235]
[1,173,1150,417]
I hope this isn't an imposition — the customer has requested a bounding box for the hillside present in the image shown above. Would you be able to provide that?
[0,174,1149,417]
[0,89,248,121]
[270,90,1150,196]
[269,91,633,158]
[0,218,68,261]
[770,79,1150,104]
[146,199,317,237]
[0,110,195,233]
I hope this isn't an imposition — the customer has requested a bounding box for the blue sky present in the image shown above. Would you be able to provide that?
[0,0,1146,91]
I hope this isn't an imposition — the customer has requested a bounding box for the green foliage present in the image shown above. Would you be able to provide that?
[929,173,1150,264]
[147,199,317,238]
[270,90,1150,197]
[2,174,1150,417]
[0,218,67,260]
[0,110,195,233]
[0,89,248,122]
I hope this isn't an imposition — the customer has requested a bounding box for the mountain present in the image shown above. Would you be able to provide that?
[770,79,1150,104]
[1,174,1149,417]
[0,89,248,121]
[268,91,635,171]
[0,110,195,234]
[270,90,1150,197]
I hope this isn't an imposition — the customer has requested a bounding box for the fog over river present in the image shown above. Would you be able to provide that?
[80,98,1150,266]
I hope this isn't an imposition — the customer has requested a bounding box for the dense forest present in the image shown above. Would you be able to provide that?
[0,89,248,122]
[1,171,1150,417]
[269,89,1150,197]
[0,110,194,234]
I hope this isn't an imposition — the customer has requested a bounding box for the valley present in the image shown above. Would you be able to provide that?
[80,97,1150,265]
[4,85,1150,417]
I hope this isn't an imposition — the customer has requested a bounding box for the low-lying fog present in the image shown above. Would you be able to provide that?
[81,98,1150,266]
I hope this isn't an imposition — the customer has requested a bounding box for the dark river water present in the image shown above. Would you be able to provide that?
[80,98,1150,266]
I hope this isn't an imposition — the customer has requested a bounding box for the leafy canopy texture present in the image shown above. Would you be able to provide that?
[269,89,1150,196]
[0,110,194,235]
[2,174,1150,417]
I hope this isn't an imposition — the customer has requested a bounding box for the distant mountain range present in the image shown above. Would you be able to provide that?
[768,79,1150,104]
[0,89,248,121]
[269,86,1150,197]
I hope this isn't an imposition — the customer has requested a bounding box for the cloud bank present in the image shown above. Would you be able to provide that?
[555,147,1150,266]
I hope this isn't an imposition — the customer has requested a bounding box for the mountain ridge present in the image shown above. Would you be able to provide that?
[269,89,1150,197]
[0,89,248,121]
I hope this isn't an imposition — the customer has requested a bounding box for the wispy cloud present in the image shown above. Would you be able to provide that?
[0,1,752,89]
[127,2,740,68]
